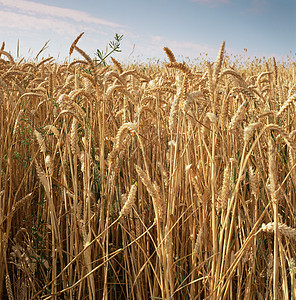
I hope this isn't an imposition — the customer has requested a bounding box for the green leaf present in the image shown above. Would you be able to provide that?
[95,33,123,66]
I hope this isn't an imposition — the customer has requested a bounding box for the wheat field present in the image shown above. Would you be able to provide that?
[0,37,296,299]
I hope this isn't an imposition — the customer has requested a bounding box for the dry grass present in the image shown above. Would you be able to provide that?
[0,39,296,299]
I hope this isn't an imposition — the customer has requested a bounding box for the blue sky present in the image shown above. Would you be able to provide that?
[0,0,295,63]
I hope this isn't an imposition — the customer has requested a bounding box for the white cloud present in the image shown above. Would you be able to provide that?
[0,11,79,36]
[0,0,129,60]
[0,0,125,27]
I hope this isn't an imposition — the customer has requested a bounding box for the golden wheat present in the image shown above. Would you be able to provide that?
[0,40,295,300]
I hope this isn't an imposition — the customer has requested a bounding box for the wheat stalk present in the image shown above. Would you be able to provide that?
[70,117,80,156]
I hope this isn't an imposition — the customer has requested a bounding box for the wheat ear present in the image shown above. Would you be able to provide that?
[244,122,261,143]
[219,165,231,211]
[0,50,14,64]
[74,46,97,78]
[272,57,278,85]
[166,61,193,78]
[69,32,84,55]
[229,100,247,131]
[120,184,137,217]
[163,47,176,63]
[0,41,4,52]
[262,222,296,239]
[5,274,14,300]
[135,165,164,222]
[111,56,123,74]
[169,93,180,133]
[34,129,46,153]
[213,41,225,84]
[277,94,296,118]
